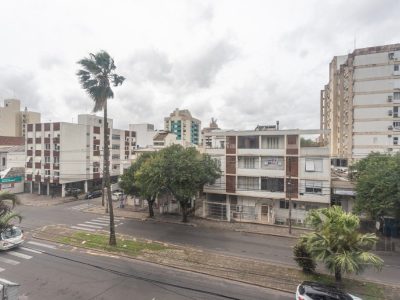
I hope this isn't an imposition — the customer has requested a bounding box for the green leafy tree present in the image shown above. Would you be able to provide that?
[0,192,22,231]
[293,236,316,273]
[77,50,125,246]
[304,206,383,282]
[154,145,221,223]
[351,152,400,220]
[120,153,158,217]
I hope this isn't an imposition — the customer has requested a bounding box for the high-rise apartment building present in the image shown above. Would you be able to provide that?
[25,114,136,197]
[0,99,41,137]
[321,43,400,161]
[164,108,201,146]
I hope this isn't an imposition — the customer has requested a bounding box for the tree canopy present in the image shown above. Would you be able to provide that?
[351,152,400,220]
[302,206,383,282]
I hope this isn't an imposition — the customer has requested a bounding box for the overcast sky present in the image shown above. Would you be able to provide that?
[0,0,399,131]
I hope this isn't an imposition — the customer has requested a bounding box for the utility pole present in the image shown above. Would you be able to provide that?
[288,156,292,235]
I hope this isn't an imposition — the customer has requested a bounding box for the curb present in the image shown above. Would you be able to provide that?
[234,229,298,239]
[31,230,293,296]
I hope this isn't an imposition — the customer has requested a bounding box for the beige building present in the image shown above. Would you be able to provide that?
[202,128,331,225]
[25,114,136,197]
[164,108,201,146]
[321,43,400,162]
[0,99,41,137]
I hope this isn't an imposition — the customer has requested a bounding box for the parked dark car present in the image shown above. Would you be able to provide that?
[84,190,102,199]
[296,281,361,300]
[65,188,82,198]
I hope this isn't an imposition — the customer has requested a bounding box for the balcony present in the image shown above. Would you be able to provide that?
[93,150,100,156]
[93,173,100,179]
[53,163,59,170]
[35,175,41,182]
[35,137,42,144]
[44,176,50,183]
[26,174,32,181]
[44,138,51,144]
[26,162,32,168]
[27,150,33,156]
[35,124,42,131]
[53,151,60,157]
[53,177,59,184]
[53,137,60,144]
[93,139,100,145]
[44,150,51,156]
[53,123,60,131]
[35,162,41,168]
[44,163,50,169]
[35,150,41,156]
[27,138,33,144]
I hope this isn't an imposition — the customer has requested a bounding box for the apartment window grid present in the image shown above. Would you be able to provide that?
[238,156,259,169]
[237,176,259,190]
[394,137,399,145]
[305,158,323,172]
[394,121,400,130]
[304,180,323,194]
[394,92,400,101]
[261,156,284,170]
[262,136,281,149]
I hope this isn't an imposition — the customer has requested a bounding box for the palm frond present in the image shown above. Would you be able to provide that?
[0,212,22,231]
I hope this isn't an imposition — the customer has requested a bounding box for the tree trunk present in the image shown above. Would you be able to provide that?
[181,201,188,223]
[148,198,155,218]
[104,100,116,246]
[334,267,342,282]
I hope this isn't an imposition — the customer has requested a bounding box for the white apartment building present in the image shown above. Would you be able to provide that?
[321,43,400,161]
[128,124,156,148]
[25,114,136,197]
[0,146,25,171]
[202,128,331,225]
[0,99,40,137]
[164,108,201,146]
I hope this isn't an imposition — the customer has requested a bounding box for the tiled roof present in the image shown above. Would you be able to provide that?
[0,136,24,146]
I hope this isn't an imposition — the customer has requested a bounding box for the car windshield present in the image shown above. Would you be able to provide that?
[1,227,22,239]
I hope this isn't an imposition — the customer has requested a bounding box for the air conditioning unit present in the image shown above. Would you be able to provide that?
[388,126,393,130]
[388,110,393,116]
[388,95,393,102]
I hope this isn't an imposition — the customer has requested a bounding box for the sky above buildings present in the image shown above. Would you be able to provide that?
[0,0,399,130]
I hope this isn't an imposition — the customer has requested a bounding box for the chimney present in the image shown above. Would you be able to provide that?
[276,120,279,130]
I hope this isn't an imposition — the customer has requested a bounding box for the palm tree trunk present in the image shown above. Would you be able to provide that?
[334,267,342,282]
[148,198,155,218]
[104,100,116,246]
[181,201,188,223]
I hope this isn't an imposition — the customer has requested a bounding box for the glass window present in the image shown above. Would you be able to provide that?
[305,180,323,194]
[261,156,284,170]
[305,158,323,172]
[261,177,284,192]
[279,200,289,209]
[238,136,259,149]
[238,156,259,169]
[1,227,22,240]
[237,177,259,190]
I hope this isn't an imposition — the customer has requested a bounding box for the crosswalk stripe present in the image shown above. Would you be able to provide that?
[27,241,56,249]
[20,247,42,254]
[0,256,20,265]
[78,223,103,229]
[71,226,96,232]
[85,221,107,226]
[97,217,123,221]
[7,251,32,260]
[91,219,109,224]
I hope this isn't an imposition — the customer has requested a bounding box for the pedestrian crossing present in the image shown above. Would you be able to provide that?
[0,240,56,273]
[70,216,124,232]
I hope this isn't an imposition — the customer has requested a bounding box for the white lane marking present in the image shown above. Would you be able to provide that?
[97,216,123,220]
[7,251,32,259]
[20,247,42,254]
[0,267,4,272]
[91,219,110,224]
[70,226,96,232]
[85,221,107,226]
[0,256,20,265]
[78,223,103,229]
[27,241,56,249]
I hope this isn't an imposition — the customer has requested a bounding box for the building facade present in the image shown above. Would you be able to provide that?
[321,43,400,161]
[25,114,136,197]
[202,129,331,225]
[0,99,40,137]
[164,108,201,146]
[128,124,157,148]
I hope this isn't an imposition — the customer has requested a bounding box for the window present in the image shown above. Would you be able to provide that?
[45,156,51,163]
[112,154,120,160]
[54,157,59,164]
[54,144,60,151]
[279,200,289,209]
[394,121,400,129]
[45,170,50,176]
[54,171,60,177]
[261,177,284,192]
[237,176,259,190]
[261,136,282,149]
[394,137,399,145]
[45,144,51,150]
[93,167,99,173]
[212,157,222,168]
[112,134,120,140]
[305,158,323,172]
[394,92,400,101]
[305,180,323,194]
[1,157,5,166]
[395,65,400,71]
[238,136,259,149]
[238,156,259,169]
[261,156,284,170]
[112,144,120,150]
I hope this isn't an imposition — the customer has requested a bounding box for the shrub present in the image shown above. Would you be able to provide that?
[293,239,316,273]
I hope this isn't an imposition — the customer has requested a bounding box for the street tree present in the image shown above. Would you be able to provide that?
[77,50,125,246]
[156,145,221,223]
[303,206,383,282]
[0,192,22,231]
[120,153,159,217]
[351,152,400,220]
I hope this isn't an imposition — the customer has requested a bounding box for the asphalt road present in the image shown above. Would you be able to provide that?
[1,238,292,300]
[16,199,400,285]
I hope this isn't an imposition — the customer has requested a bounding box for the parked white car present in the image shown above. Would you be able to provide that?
[0,226,24,250]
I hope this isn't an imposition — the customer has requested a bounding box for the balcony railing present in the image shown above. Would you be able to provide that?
[27,150,33,156]
[53,163,59,170]
[35,150,41,156]
[26,162,32,168]
[35,162,41,168]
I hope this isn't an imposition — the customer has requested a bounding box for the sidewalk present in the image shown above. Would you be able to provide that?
[18,193,78,207]
[84,202,310,238]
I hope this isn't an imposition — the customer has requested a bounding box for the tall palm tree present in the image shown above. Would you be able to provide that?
[0,192,22,231]
[304,206,383,282]
[77,51,125,246]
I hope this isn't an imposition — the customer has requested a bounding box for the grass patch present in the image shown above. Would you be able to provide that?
[58,231,167,256]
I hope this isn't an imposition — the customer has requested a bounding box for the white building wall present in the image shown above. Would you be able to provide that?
[353,52,390,66]
[354,107,392,118]
[129,124,156,148]
[354,79,396,93]
[353,94,392,105]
